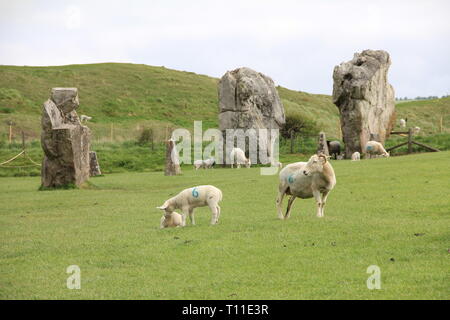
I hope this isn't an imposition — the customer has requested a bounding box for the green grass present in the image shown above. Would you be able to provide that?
[0,151,449,299]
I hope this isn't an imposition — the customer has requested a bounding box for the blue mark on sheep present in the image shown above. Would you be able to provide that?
[287,174,295,184]
[366,145,373,151]
[192,187,199,198]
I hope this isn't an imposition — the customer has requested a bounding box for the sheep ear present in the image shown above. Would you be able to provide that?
[156,205,167,210]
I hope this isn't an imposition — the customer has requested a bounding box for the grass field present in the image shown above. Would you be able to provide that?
[0,151,449,299]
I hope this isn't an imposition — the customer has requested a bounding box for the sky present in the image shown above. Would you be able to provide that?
[1,0,449,98]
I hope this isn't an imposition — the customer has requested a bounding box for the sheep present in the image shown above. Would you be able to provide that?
[276,154,336,219]
[336,154,344,160]
[399,118,406,128]
[351,151,361,161]
[157,185,223,226]
[203,158,216,169]
[413,126,420,135]
[80,115,92,123]
[364,141,389,159]
[229,147,251,168]
[326,140,341,160]
[193,158,215,170]
[160,212,183,229]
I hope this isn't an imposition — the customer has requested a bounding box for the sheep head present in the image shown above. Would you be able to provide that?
[302,154,328,176]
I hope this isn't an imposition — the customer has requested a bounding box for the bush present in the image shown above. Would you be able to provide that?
[280,112,319,138]
[137,127,155,148]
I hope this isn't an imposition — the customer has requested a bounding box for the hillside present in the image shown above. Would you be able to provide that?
[0,63,448,144]
[0,63,342,142]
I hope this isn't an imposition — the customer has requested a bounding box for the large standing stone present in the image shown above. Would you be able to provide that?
[218,67,285,163]
[41,88,91,188]
[332,50,396,157]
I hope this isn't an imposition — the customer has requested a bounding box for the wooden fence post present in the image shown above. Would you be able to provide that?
[9,123,12,143]
[407,128,413,154]
[290,131,294,154]
[440,116,443,133]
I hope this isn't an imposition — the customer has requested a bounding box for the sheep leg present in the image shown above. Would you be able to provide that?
[285,196,296,219]
[320,191,330,217]
[276,188,287,220]
[215,205,221,224]
[181,207,190,226]
[313,190,323,218]
[188,208,195,225]
[208,203,219,225]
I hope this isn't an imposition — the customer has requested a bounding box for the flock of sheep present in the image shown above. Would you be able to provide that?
[156,139,393,229]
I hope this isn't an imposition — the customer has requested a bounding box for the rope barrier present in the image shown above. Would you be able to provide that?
[0,150,25,166]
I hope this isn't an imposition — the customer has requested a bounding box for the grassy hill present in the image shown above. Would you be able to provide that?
[1,62,448,143]
[0,63,344,143]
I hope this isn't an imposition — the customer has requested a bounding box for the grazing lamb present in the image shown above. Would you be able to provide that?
[336,154,344,160]
[364,141,389,159]
[193,159,205,170]
[413,126,421,135]
[276,154,336,219]
[229,147,251,168]
[157,185,222,226]
[326,140,341,160]
[399,118,406,128]
[160,212,183,229]
[80,115,92,123]
[203,158,216,169]
[351,151,361,161]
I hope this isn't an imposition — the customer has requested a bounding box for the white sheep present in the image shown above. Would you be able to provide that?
[351,151,361,161]
[193,158,215,170]
[364,141,389,159]
[80,115,92,123]
[399,118,406,128]
[413,126,421,135]
[193,160,205,170]
[336,154,344,160]
[276,154,336,219]
[229,147,251,168]
[157,185,223,226]
[160,212,183,229]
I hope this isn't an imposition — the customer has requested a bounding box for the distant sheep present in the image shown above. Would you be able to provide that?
[193,158,216,170]
[399,119,406,128]
[413,127,421,135]
[157,185,223,226]
[80,115,92,123]
[229,148,251,168]
[326,141,341,160]
[351,152,361,161]
[160,212,183,229]
[364,141,389,159]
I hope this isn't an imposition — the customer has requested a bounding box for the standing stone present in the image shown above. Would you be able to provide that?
[317,132,330,156]
[218,67,285,163]
[41,88,91,188]
[332,50,396,158]
[89,151,102,176]
[164,139,181,176]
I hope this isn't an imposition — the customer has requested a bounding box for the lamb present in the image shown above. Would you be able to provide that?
[326,140,341,160]
[80,115,92,123]
[413,126,421,135]
[160,212,183,229]
[364,141,389,159]
[157,185,223,226]
[276,154,336,219]
[229,147,251,168]
[351,151,361,161]
[193,158,216,170]
[399,118,406,128]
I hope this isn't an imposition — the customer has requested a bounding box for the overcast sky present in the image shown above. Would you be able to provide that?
[1,0,449,98]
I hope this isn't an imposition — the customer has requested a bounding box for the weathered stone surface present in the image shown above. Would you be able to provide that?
[332,50,396,158]
[89,151,102,176]
[164,139,181,176]
[317,132,330,156]
[218,67,285,163]
[41,88,91,187]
